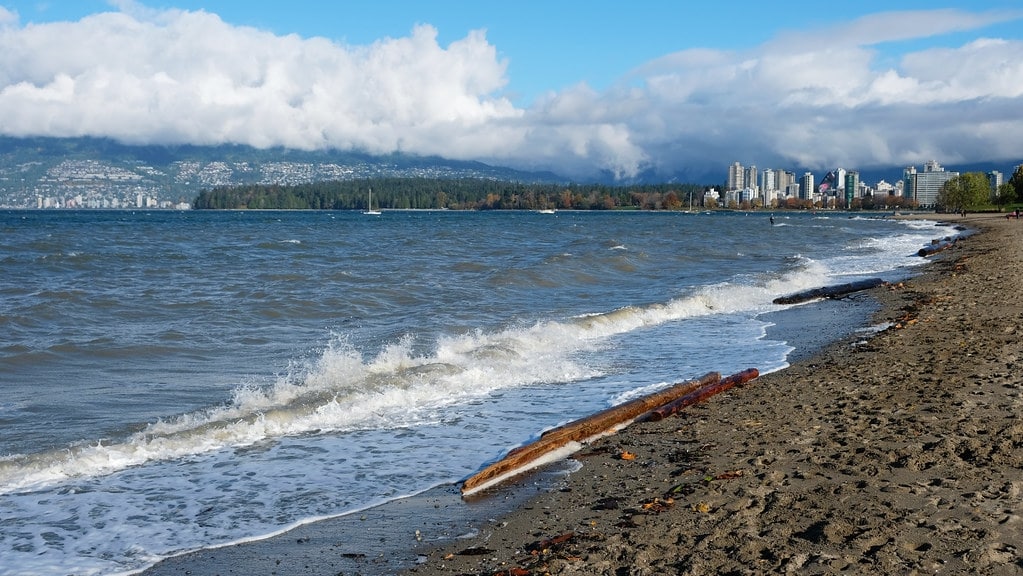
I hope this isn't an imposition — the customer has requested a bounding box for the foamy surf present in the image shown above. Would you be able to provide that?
[0,248,918,495]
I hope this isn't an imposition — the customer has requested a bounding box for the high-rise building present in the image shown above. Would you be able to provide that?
[745,165,759,193]
[844,171,859,205]
[762,169,776,194]
[988,170,1003,199]
[728,162,745,191]
[800,172,815,201]
[834,168,847,195]
[907,161,957,207]
[902,166,917,200]
[777,170,796,195]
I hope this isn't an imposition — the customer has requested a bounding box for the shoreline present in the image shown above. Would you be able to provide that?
[405,212,1023,575]
[137,288,875,576]
[140,213,1010,576]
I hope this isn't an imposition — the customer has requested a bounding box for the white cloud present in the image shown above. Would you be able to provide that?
[0,6,16,27]
[0,8,522,152]
[610,8,1023,177]
[0,5,1021,181]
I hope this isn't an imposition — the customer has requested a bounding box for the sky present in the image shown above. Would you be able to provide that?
[0,1,1021,182]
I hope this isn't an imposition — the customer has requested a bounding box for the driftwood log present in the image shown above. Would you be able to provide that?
[531,372,717,446]
[460,371,721,496]
[644,368,760,421]
[772,277,886,305]
[918,239,956,257]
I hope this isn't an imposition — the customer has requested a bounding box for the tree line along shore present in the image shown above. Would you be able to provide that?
[191,178,707,211]
[192,168,1023,212]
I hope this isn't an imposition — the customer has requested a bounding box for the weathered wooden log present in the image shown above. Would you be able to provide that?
[772,278,886,305]
[527,371,717,447]
[644,368,760,421]
[917,239,956,257]
[460,371,721,496]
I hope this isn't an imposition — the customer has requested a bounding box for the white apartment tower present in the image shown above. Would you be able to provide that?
[906,161,957,207]
[800,172,815,201]
[745,165,759,194]
[762,169,776,193]
[835,168,847,193]
[728,162,745,191]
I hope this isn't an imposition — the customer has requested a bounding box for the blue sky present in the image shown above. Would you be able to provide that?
[1,1,1021,180]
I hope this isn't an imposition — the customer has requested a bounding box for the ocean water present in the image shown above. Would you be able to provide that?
[0,209,954,575]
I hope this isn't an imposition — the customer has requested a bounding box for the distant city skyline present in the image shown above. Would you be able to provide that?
[0,2,1021,182]
[721,158,1017,208]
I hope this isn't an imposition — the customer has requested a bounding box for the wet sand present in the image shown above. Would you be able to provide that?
[144,212,1023,576]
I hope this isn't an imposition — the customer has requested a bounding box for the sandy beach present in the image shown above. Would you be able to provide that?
[144,212,1023,576]
[405,213,1023,575]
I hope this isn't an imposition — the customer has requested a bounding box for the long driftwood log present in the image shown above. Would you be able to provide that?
[772,277,886,305]
[460,371,721,496]
[643,368,760,421]
[918,238,956,257]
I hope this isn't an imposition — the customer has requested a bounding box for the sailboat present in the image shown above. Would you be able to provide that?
[364,187,381,215]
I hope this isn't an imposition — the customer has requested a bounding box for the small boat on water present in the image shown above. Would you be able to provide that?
[364,187,381,215]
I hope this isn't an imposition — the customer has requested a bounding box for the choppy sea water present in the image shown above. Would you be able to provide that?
[0,209,955,575]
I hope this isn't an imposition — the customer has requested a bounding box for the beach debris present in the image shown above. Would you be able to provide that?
[456,546,496,556]
[619,451,637,460]
[575,445,617,459]
[665,442,710,472]
[918,237,957,257]
[644,368,760,422]
[526,532,575,555]
[772,278,887,305]
[640,497,674,514]
[592,497,624,510]
[896,318,918,329]
[714,469,745,480]
[692,501,712,513]
[460,372,721,496]
[489,569,530,576]
[665,480,701,497]
[892,310,920,329]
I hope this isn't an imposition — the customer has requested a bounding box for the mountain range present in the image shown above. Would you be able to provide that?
[0,136,571,209]
[0,136,1015,209]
